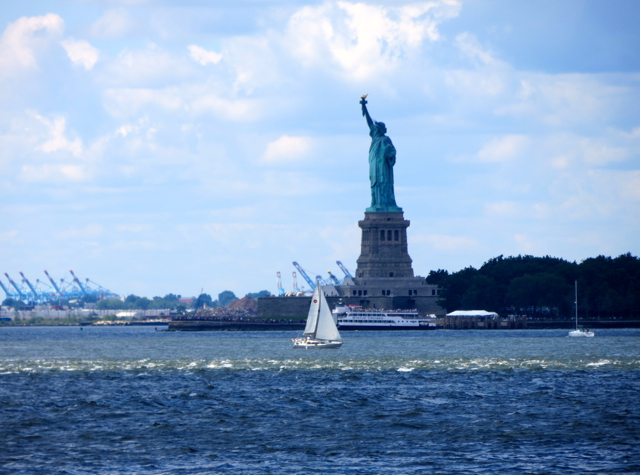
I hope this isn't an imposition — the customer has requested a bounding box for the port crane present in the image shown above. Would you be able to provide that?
[69,270,88,296]
[0,279,16,301]
[35,278,57,299]
[292,272,300,292]
[19,272,41,303]
[292,262,322,291]
[4,273,27,302]
[1,270,114,305]
[326,271,341,286]
[276,272,285,297]
[43,270,63,296]
[336,261,354,279]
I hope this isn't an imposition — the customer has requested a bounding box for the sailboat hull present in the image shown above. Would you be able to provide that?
[568,330,594,337]
[292,338,343,349]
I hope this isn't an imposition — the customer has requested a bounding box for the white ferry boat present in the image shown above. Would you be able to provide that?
[332,305,437,331]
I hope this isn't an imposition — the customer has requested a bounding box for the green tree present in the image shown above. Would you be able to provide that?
[426,269,449,287]
[437,267,478,312]
[2,298,25,307]
[81,295,99,305]
[506,273,570,318]
[246,290,271,300]
[461,275,502,311]
[217,290,238,307]
[96,299,126,310]
[194,293,213,308]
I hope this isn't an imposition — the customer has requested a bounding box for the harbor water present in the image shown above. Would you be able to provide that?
[1,326,639,474]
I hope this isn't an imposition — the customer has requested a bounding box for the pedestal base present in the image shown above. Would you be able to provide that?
[355,212,414,279]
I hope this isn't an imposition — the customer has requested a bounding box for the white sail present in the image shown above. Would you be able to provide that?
[314,288,342,342]
[303,286,320,336]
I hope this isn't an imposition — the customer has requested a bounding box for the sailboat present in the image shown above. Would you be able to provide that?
[568,280,594,337]
[292,283,343,349]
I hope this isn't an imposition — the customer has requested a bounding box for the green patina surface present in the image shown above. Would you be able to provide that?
[361,97,403,213]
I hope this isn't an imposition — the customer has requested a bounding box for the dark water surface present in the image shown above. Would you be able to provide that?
[1,327,639,474]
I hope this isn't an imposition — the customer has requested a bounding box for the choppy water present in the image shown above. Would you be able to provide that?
[1,327,639,474]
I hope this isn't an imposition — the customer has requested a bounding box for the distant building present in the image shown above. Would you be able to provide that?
[443,310,526,329]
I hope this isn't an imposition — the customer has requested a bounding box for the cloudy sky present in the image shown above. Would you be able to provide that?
[1,0,639,299]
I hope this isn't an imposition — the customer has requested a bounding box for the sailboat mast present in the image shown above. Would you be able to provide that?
[575,280,578,329]
[311,277,322,338]
[314,286,322,337]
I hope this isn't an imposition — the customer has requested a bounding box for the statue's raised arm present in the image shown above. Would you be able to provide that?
[360,94,374,132]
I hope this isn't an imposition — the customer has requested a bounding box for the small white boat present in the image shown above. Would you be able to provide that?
[569,281,594,338]
[292,283,343,349]
[569,328,594,337]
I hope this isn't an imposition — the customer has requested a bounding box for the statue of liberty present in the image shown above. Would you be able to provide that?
[360,95,402,213]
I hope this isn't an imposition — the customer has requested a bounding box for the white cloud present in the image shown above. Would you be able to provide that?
[90,8,134,39]
[116,224,151,233]
[484,201,520,217]
[542,132,634,169]
[104,88,184,117]
[284,0,461,80]
[54,224,104,239]
[103,44,195,87]
[34,114,83,158]
[580,139,628,166]
[188,45,222,65]
[0,13,64,76]
[20,164,88,183]
[222,36,279,93]
[477,135,530,162]
[61,38,99,70]
[495,73,628,127]
[191,94,259,121]
[619,170,640,202]
[514,233,536,253]
[262,135,312,164]
[0,230,19,242]
[443,67,507,99]
[455,32,497,66]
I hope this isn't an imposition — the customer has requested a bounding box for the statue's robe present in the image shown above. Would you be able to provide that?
[368,127,399,210]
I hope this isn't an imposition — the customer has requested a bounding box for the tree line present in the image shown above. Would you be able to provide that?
[427,253,640,320]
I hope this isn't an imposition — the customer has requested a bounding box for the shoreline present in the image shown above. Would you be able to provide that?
[1,319,639,330]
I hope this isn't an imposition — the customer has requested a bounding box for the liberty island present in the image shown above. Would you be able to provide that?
[257,96,443,319]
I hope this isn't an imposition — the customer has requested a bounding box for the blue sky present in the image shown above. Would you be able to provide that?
[1,0,639,299]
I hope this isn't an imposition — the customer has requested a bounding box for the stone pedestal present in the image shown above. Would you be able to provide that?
[355,212,414,278]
